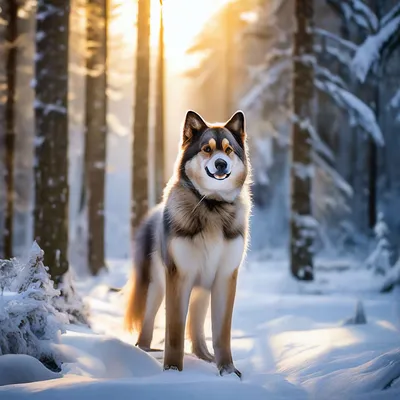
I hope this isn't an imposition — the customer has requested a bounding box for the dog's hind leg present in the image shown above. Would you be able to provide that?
[137,256,165,350]
[187,287,215,362]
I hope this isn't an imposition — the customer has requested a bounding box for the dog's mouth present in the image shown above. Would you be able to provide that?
[205,167,231,181]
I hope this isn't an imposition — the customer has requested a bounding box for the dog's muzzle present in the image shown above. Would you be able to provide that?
[205,153,232,180]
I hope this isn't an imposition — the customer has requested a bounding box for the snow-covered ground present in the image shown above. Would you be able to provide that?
[1,256,400,399]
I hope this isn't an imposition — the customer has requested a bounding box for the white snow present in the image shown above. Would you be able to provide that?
[33,100,67,116]
[0,354,61,386]
[351,0,378,31]
[1,257,400,398]
[389,88,400,109]
[364,214,392,276]
[293,162,315,180]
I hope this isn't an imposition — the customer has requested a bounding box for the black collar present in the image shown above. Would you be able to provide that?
[179,172,234,210]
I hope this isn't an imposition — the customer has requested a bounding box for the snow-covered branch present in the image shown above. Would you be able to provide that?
[315,79,384,146]
[240,60,290,111]
[328,0,377,32]
[389,88,400,109]
[352,5,400,82]
[314,28,357,67]
[314,153,353,198]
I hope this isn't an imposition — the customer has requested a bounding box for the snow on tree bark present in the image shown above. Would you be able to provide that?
[154,2,165,204]
[290,0,315,281]
[131,0,151,230]
[84,0,108,275]
[2,0,17,259]
[33,1,70,285]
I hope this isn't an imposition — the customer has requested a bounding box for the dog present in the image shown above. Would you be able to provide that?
[124,110,251,377]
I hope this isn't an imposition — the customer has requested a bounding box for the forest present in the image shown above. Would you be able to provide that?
[0,0,400,398]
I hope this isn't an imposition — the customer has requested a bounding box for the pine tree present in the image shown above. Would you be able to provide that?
[290,0,315,280]
[84,0,108,275]
[131,0,151,230]
[154,0,165,203]
[2,0,18,259]
[33,0,70,285]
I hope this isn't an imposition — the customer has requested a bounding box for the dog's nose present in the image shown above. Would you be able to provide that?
[215,158,228,172]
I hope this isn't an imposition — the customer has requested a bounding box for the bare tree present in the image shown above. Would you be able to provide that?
[2,0,18,259]
[84,0,108,275]
[154,0,164,203]
[290,0,315,281]
[34,0,70,285]
[131,0,151,230]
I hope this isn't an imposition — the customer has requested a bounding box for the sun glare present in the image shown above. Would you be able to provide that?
[110,0,230,71]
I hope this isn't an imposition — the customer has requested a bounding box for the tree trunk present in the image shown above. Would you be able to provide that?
[154,2,164,203]
[0,2,5,258]
[290,0,315,281]
[224,2,234,117]
[84,0,108,275]
[131,0,151,230]
[2,0,17,259]
[34,1,70,285]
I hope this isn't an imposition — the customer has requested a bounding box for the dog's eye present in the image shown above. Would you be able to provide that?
[226,147,233,155]
[203,146,212,153]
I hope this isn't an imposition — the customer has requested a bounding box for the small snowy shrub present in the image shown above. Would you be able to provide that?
[0,242,67,368]
[53,270,90,325]
[365,213,391,275]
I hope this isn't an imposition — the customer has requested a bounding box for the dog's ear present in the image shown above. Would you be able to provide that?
[225,111,246,145]
[182,111,207,143]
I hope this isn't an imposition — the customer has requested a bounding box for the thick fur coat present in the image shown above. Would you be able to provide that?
[124,110,251,377]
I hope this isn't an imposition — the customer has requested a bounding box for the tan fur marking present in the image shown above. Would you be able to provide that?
[212,269,238,369]
[222,138,232,153]
[187,288,214,362]
[209,138,216,150]
[124,268,148,333]
[164,269,192,371]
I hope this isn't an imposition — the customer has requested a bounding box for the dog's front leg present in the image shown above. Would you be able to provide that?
[164,266,192,371]
[211,268,241,378]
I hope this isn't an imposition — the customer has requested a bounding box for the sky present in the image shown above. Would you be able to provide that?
[110,0,229,72]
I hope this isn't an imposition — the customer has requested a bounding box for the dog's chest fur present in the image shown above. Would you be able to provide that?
[170,230,243,289]
[163,186,248,289]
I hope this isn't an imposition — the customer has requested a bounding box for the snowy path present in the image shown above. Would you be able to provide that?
[2,258,400,399]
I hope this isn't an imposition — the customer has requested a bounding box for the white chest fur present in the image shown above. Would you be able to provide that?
[170,230,244,289]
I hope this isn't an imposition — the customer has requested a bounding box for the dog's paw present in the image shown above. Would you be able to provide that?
[192,345,215,363]
[163,365,181,372]
[219,364,242,379]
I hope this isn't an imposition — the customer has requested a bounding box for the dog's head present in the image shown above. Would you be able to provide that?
[178,110,249,202]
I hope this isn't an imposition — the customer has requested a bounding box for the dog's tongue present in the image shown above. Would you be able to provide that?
[214,173,227,180]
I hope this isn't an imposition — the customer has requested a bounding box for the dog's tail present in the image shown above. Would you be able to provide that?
[124,206,162,333]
